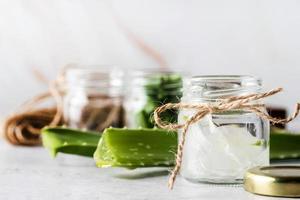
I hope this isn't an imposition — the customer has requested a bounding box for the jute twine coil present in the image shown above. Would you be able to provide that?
[154,88,300,189]
[2,73,65,146]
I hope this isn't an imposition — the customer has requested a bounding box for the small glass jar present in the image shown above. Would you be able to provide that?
[178,75,270,184]
[63,66,125,132]
[124,70,183,128]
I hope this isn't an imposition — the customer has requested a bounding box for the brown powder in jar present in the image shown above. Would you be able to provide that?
[65,94,125,132]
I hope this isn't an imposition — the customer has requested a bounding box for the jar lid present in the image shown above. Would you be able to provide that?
[244,166,300,197]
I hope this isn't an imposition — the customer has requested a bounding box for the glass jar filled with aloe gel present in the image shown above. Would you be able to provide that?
[178,75,270,184]
[63,66,125,132]
[124,70,183,128]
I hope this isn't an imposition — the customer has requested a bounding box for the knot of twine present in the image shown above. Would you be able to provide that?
[153,88,300,189]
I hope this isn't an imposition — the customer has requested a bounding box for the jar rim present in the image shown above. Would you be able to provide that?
[129,68,186,77]
[65,66,123,87]
[64,66,124,97]
[124,69,184,97]
[128,69,184,86]
[183,75,262,101]
[189,75,261,84]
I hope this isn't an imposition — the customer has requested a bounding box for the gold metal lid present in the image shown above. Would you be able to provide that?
[244,165,300,197]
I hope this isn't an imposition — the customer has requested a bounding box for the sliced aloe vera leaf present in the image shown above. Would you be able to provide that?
[270,129,300,160]
[94,128,177,168]
[42,127,101,157]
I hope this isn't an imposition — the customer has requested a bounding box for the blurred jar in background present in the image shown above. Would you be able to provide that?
[63,66,124,132]
[124,69,184,128]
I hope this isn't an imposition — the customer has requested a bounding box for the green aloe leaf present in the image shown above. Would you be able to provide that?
[270,129,300,160]
[41,126,300,164]
[94,128,177,168]
[42,127,101,157]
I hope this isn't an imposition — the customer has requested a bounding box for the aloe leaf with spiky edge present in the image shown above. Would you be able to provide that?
[41,126,300,163]
[94,128,177,168]
[270,129,300,160]
[42,127,101,157]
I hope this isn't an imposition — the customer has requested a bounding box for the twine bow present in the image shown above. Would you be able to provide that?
[153,88,300,189]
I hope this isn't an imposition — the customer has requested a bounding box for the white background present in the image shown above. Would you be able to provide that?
[1,0,300,129]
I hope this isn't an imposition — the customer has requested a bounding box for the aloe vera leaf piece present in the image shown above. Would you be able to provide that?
[42,127,101,158]
[270,129,300,160]
[135,109,153,128]
[94,128,177,168]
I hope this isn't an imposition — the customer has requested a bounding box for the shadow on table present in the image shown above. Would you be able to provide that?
[113,168,169,180]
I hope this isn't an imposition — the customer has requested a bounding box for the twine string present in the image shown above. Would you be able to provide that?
[2,67,68,145]
[153,87,300,189]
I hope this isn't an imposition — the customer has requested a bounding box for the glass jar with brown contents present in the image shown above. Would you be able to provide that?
[63,66,124,132]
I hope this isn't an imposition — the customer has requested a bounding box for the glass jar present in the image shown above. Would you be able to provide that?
[178,75,270,184]
[124,70,183,128]
[63,67,125,132]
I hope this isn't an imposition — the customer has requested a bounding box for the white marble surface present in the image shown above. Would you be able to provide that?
[0,139,290,200]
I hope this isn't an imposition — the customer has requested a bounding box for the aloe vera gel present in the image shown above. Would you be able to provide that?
[179,76,269,183]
